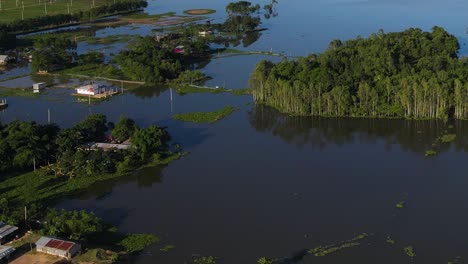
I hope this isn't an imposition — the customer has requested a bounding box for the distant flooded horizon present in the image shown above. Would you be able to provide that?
[3,0,468,263]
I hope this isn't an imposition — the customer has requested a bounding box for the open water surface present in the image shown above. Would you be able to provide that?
[2,0,468,263]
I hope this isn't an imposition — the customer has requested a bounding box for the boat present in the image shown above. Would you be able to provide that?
[0,99,7,109]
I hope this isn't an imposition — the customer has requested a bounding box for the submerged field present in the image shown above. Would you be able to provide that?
[0,0,111,22]
[2,0,468,263]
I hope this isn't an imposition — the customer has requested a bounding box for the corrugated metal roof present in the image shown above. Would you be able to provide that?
[0,224,18,239]
[35,236,52,247]
[0,55,8,61]
[0,246,15,259]
[36,237,77,251]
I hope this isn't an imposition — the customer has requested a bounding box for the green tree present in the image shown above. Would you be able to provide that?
[112,117,136,142]
[131,125,171,160]
[43,209,103,241]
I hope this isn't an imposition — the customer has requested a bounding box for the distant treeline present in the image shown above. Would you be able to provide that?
[0,0,147,48]
[250,27,468,119]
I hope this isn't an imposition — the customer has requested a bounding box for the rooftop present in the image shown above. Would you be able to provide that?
[85,142,132,151]
[0,246,15,260]
[0,222,18,239]
[36,236,77,251]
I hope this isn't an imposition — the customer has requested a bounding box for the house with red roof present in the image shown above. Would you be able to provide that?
[35,236,81,259]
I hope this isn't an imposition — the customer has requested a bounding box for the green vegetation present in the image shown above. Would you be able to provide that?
[118,234,159,254]
[173,84,227,95]
[404,246,416,258]
[31,35,76,72]
[123,11,175,19]
[85,34,135,45]
[0,114,180,224]
[308,233,369,257]
[257,257,275,264]
[440,134,456,143]
[0,0,143,23]
[250,27,468,119]
[0,87,39,97]
[42,209,103,241]
[73,248,119,263]
[160,244,176,252]
[396,201,405,209]
[113,1,278,83]
[425,130,457,157]
[386,236,396,244]
[173,106,236,124]
[192,256,218,264]
[111,117,137,142]
[0,0,147,50]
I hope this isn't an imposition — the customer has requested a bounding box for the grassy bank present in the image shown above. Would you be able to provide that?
[173,106,236,124]
[0,87,39,98]
[172,84,251,96]
[0,0,110,23]
[0,152,183,211]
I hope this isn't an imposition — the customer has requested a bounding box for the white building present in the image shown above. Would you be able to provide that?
[36,236,81,259]
[33,82,46,93]
[0,55,9,65]
[76,83,107,95]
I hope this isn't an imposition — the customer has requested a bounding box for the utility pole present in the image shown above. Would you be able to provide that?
[22,1,24,10]
[44,3,47,15]
[24,206,27,230]
[22,10,24,20]
[67,3,69,14]
[16,0,18,7]
[170,88,173,113]
[33,157,36,172]
[121,81,123,94]
[47,108,50,123]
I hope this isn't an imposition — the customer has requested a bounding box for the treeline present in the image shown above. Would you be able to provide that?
[114,35,208,83]
[250,27,468,119]
[0,114,173,178]
[0,0,147,49]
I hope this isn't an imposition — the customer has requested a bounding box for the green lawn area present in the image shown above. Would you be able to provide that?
[0,0,112,23]
[173,106,236,124]
[1,170,119,208]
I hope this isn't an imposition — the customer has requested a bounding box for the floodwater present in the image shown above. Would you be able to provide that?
[2,0,468,263]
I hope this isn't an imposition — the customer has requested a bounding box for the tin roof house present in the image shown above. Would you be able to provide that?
[35,236,81,259]
[0,222,18,245]
[0,55,9,65]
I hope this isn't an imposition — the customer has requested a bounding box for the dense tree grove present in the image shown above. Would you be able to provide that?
[31,35,77,72]
[0,121,59,173]
[43,209,103,241]
[250,27,468,119]
[114,36,184,83]
[0,114,173,179]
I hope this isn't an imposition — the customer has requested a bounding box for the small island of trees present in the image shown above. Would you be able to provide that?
[249,27,468,119]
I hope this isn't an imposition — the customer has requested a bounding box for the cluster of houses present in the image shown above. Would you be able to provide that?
[0,222,82,262]
[0,51,33,66]
[154,30,214,55]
